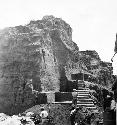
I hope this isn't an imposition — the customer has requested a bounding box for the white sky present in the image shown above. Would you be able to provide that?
[0,0,117,74]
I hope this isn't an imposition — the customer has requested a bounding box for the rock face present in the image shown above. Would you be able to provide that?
[0,15,79,114]
[79,50,113,87]
[65,50,113,88]
[0,15,113,115]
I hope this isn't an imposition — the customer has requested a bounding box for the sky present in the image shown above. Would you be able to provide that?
[0,0,117,74]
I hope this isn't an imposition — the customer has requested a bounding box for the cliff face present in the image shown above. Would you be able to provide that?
[0,16,113,114]
[79,50,113,87]
[0,15,79,113]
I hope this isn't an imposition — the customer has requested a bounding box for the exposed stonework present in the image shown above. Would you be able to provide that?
[79,50,113,87]
[0,15,79,113]
[0,15,79,91]
[0,15,113,115]
[65,50,113,88]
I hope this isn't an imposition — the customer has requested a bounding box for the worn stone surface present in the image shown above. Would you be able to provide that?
[79,50,113,87]
[0,15,79,114]
[0,15,113,115]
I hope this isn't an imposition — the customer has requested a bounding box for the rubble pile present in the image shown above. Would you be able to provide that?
[79,50,113,87]
[25,104,71,125]
[0,112,35,125]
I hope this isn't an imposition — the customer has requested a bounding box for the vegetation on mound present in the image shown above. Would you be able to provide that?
[25,104,71,125]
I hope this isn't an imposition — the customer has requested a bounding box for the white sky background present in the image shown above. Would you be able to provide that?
[0,0,117,74]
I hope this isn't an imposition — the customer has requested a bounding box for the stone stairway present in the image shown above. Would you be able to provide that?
[76,81,98,112]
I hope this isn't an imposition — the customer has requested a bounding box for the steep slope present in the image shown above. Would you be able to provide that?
[0,15,79,114]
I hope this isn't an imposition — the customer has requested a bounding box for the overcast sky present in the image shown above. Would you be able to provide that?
[0,0,117,74]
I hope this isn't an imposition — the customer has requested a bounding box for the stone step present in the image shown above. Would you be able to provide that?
[77,104,95,107]
[77,101,94,104]
[77,93,89,95]
[78,98,93,102]
[77,105,96,108]
[77,96,89,100]
[76,90,90,92]
[77,96,89,98]
[77,91,89,94]
[75,86,98,112]
[77,93,90,96]
[77,92,90,95]
[77,91,89,93]
[77,96,89,99]
[77,103,95,106]
[77,94,90,96]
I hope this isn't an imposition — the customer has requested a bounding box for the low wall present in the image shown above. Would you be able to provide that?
[3,92,73,115]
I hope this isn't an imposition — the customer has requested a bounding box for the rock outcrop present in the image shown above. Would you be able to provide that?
[79,50,113,87]
[0,15,113,115]
[0,15,79,114]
